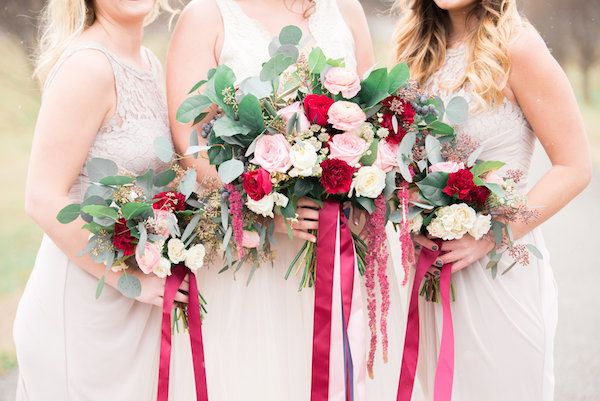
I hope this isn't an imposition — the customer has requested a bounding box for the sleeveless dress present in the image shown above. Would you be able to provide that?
[164,1,405,400]
[414,45,558,401]
[11,43,189,401]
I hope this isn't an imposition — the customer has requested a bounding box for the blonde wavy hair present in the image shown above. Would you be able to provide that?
[394,0,522,108]
[35,0,176,85]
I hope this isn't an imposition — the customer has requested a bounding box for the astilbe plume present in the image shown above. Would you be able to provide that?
[398,184,415,286]
[225,184,245,259]
[365,195,390,376]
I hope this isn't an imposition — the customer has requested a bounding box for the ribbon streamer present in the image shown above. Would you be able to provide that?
[157,264,209,401]
[396,245,454,401]
[311,201,357,401]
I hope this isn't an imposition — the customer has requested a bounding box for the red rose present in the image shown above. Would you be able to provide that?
[242,168,273,201]
[320,158,354,194]
[113,218,134,257]
[152,191,186,211]
[470,185,491,207]
[442,169,476,201]
[304,94,335,126]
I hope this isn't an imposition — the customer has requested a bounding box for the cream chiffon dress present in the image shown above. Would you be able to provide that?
[13,44,176,400]
[413,44,559,401]
[168,0,405,400]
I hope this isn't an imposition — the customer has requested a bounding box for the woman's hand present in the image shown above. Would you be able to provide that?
[274,197,321,243]
[438,235,495,272]
[132,270,190,307]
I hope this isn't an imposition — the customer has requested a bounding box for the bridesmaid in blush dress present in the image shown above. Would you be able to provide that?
[394,0,591,400]
[12,1,196,400]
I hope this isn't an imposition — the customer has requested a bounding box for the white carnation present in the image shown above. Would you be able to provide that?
[154,257,172,278]
[410,213,423,233]
[351,165,387,199]
[426,204,477,241]
[167,238,187,264]
[289,141,319,177]
[185,243,206,271]
[468,213,492,240]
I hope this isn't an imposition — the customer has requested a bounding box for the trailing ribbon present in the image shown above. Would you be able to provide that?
[157,264,209,401]
[311,201,357,401]
[396,245,454,401]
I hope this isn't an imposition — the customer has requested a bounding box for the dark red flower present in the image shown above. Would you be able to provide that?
[442,169,477,201]
[304,94,335,126]
[470,185,491,207]
[381,97,416,145]
[242,168,273,201]
[152,191,186,211]
[380,113,408,145]
[113,218,134,257]
[320,158,354,194]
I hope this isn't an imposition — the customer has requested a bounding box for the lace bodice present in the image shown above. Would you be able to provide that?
[45,43,172,201]
[216,0,357,82]
[425,45,536,187]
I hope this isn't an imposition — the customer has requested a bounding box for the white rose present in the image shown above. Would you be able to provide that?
[410,213,423,233]
[185,243,206,271]
[154,257,172,278]
[426,204,477,241]
[468,213,492,240]
[167,238,187,264]
[289,141,319,177]
[246,193,288,218]
[351,165,387,199]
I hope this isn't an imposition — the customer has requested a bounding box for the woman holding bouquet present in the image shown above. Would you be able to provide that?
[12,0,195,400]
[395,0,591,400]
[167,0,403,399]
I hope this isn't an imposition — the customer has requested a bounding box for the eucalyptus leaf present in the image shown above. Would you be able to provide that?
[360,68,389,107]
[121,202,152,220]
[397,132,416,182]
[359,139,379,166]
[95,275,106,299]
[184,145,211,156]
[137,222,147,256]
[87,158,118,182]
[428,121,454,137]
[467,145,485,167]
[526,244,544,259]
[279,25,302,45]
[218,159,245,184]
[176,95,213,123]
[57,204,81,224]
[260,54,295,83]
[239,76,273,99]
[387,63,410,93]
[153,136,175,163]
[213,116,251,137]
[238,94,265,133]
[416,172,450,206]
[117,274,142,299]
[81,205,118,220]
[384,171,397,198]
[276,44,300,62]
[179,170,198,199]
[471,160,505,177]
[153,169,177,187]
[445,96,469,125]
[221,201,229,230]
[84,184,114,200]
[244,134,264,157]
[308,47,327,74]
[425,135,443,164]
[187,79,207,94]
[356,197,376,214]
[268,37,281,57]
[181,214,201,243]
[212,65,237,117]
[99,175,134,186]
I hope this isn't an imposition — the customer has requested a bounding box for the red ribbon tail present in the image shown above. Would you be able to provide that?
[187,270,209,401]
[433,264,454,401]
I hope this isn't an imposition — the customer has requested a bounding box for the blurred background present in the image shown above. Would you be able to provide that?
[0,0,598,400]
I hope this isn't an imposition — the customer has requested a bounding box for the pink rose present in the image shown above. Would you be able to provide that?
[135,242,162,275]
[328,132,369,166]
[242,230,260,248]
[484,171,505,186]
[374,139,399,173]
[323,67,361,99]
[277,102,310,132]
[153,209,174,237]
[251,134,292,173]
[327,101,366,132]
[429,161,465,174]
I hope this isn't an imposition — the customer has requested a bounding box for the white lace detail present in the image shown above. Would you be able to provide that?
[216,0,356,83]
[425,45,536,187]
[45,42,172,201]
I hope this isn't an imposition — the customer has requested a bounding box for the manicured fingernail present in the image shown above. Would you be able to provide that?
[432,245,439,251]
[415,244,422,250]
[435,259,443,267]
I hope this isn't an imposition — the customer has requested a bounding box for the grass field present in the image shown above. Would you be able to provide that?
[0,28,598,373]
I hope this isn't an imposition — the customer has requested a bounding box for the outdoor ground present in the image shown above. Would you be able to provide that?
[0,16,599,400]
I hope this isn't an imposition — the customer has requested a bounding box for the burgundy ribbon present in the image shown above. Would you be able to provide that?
[396,245,454,401]
[311,201,356,401]
[157,264,209,401]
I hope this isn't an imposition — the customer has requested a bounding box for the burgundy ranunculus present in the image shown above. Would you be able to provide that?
[442,168,477,201]
[113,218,134,257]
[152,191,187,212]
[320,158,354,194]
[304,94,335,126]
[242,168,273,201]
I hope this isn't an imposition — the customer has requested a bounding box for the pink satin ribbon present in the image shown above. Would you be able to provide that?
[157,264,209,401]
[311,201,356,401]
[396,245,454,401]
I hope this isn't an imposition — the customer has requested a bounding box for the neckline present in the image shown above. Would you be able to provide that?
[73,41,156,78]
[446,43,467,57]
[224,0,317,41]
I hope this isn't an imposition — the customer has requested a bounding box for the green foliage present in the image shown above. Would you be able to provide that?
[56,204,81,224]
[153,137,175,163]
[218,159,245,184]
[87,158,118,182]
[260,54,296,83]
[153,169,177,187]
[360,68,390,107]
[445,96,469,125]
[238,94,265,133]
[121,202,152,220]
[388,63,410,93]
[308,47,327,74]
[279,25,303,45]
[117,274,141,299]
[213,115,251,138]
[416,172,450,206]
[176,94,212,124]
[81,205,118,221]
[359,139,379,166]
[99,175,134,186]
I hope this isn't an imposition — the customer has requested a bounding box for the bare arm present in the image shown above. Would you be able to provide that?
[166,0,222,181]
[337,0,375,75]
[509,26,592,239]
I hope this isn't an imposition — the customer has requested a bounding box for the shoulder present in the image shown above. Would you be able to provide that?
[508,22,554,70]
[336,0,367,21]
[45,47,114,97]
[171,0,222,50]
[178,0,222,29]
